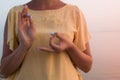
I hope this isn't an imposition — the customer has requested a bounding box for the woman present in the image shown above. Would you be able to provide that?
[0,0,92,80]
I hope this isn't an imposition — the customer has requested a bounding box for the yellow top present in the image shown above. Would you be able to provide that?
[7,4,90,80]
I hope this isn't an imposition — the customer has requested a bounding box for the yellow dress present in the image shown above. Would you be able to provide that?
[7,4,90,80]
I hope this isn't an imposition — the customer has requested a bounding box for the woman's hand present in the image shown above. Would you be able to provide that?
[18,5,35,49]
[38,32,74,53]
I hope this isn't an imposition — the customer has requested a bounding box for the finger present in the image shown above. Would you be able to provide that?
[49,36,60,51]
[22,5,28,17]
[22,14,32,29]
[37,47,56,53]
[26,16,30,27]
[21,5,29,23]
[52,33,63,40]
[28,15,35,38]
[28,15,34,29]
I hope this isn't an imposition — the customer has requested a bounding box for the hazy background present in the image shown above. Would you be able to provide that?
[0,0,120,80]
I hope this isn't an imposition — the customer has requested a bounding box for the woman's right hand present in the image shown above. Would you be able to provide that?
[18,5,35,49]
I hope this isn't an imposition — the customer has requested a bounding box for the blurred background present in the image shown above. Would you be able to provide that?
[0,0,120,80]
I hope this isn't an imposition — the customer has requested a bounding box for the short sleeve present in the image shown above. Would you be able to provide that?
[7,7,19,51]
[73,6,91,51]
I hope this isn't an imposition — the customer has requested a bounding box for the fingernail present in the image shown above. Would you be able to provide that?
[27,14,30,17]
[27,14,32,18]
[50,32,55,35]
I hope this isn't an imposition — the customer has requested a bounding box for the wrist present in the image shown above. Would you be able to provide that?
[19,43,30,51]
[66,43,76,51]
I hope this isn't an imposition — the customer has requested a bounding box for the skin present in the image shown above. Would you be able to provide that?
[0,0,92,78]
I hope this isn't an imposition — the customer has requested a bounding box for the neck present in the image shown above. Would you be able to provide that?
[32,0,59,5]
[27,0,64,10]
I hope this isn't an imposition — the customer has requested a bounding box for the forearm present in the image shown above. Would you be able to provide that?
[67,44,92,73]
[0,44,28,77]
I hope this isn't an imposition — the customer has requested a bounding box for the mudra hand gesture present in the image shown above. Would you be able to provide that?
[38,32,74,53]
[18,5,35,49]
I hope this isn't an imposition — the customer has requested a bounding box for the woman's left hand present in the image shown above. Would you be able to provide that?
[38,33,74,53]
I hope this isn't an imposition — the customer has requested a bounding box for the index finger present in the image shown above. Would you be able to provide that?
[53,33,63,40]
[22,5,29,18]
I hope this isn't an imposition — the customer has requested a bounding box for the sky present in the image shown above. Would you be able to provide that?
[0,0,120,80]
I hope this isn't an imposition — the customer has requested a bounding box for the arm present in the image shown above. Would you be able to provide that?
[0,5,34,78]
[0,18,28,78]
[38,33,92,73]
[66,42,92,73]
